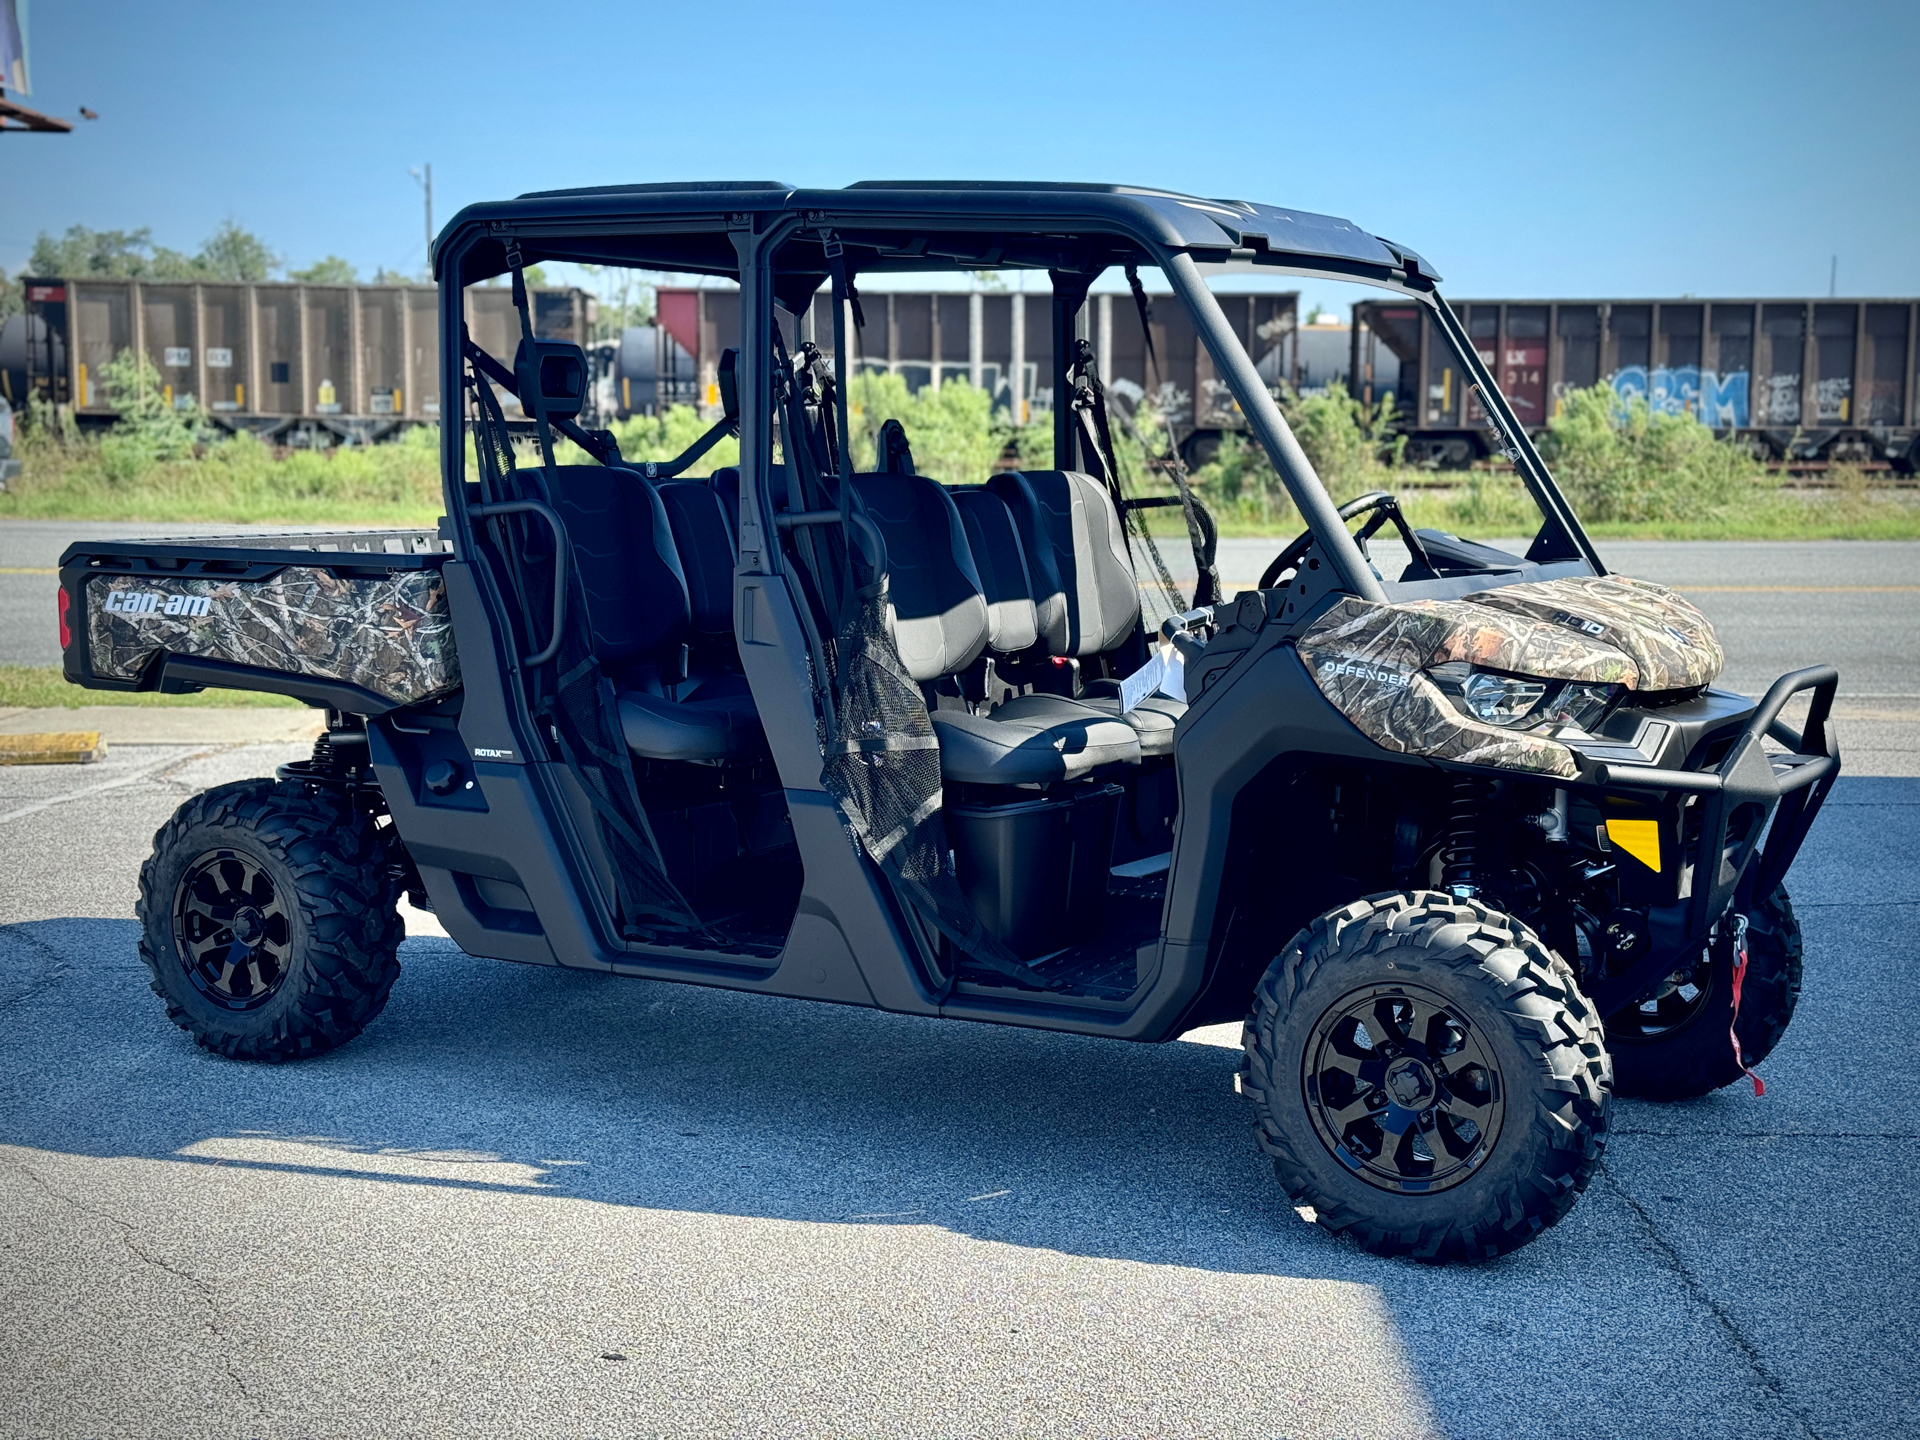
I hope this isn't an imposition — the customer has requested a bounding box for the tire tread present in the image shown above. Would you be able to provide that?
[136,779,402,1063]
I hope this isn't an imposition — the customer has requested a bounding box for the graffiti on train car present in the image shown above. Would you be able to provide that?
[1353,296,1916,470]
[1605,366,1750,427]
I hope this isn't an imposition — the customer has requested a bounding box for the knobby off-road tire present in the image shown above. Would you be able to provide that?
[1607,885,1802,1101]
[136,778,403,1062]
[1241,891,1611,1264]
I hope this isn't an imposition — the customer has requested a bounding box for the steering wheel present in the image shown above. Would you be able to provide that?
[1258,490,1435,590]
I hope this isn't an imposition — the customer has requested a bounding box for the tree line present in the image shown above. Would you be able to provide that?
[1,222,413,317]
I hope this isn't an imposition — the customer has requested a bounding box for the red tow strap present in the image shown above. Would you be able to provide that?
[1729,914,1765,1097]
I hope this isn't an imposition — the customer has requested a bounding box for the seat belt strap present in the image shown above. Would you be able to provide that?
[1126,265,1220,606]
[1068,340,1185,617]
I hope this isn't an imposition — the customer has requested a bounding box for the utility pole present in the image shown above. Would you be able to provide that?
[410,164,433,266]
[1829,255,1837,298]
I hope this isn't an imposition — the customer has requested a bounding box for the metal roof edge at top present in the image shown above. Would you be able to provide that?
[454,180,1438,285]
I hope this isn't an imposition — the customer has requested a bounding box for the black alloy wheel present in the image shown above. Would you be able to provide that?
[173,849,294,1010]
[1242,890,1610,1262]
[1303,983,1506,1195]
[138,778,403,1062]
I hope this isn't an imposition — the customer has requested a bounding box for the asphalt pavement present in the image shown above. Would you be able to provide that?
[1,743,1915,1438]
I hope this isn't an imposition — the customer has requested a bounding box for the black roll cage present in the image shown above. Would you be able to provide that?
[432,183,1604,612]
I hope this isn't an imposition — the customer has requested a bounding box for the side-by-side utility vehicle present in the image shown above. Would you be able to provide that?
[59,182,1839,1261]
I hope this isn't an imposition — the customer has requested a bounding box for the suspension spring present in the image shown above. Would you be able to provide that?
[1441,777,1492,898]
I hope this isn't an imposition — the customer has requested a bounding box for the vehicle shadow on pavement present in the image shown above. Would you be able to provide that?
[2,776,1914,1440]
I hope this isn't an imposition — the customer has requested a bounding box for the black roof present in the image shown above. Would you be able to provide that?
[439,180,1438,290]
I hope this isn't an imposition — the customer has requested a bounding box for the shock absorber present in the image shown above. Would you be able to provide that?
[1441,777,1492,898]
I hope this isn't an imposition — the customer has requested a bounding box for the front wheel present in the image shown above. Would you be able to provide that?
[1606,885,1802,1101]
[136,778,403,1062]
[1241,891,1611,1263]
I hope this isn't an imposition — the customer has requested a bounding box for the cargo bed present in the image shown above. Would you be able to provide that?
[59,529,460,714]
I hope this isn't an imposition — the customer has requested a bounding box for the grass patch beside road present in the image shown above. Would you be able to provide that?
[0,666,302,709]
[0,425,444,526]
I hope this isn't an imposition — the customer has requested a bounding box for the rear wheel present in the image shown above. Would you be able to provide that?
[137,779,403,1062]
[1241,891,1610,1263]
[1606,886,1802,1101]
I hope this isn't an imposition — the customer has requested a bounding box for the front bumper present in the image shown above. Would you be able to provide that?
[1578,666,1840,1014]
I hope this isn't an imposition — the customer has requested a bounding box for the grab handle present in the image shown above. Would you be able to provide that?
[471,500,569,667]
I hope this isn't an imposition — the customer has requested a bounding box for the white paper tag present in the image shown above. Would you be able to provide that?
[1119,642,1187,712]
[1118,649,1167,714]
[1160,642,1187,704]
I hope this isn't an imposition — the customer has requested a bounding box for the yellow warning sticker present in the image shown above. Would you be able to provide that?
[1606,818,1662,872]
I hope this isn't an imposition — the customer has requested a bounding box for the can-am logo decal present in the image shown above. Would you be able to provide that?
[1321,659,1411,687]
[104,590,212,618]
[1551,609,1606,638]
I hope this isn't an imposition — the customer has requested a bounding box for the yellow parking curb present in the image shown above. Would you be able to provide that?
[0,731,108,765]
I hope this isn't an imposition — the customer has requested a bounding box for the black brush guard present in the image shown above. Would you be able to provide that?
[1588,666,1839,1016]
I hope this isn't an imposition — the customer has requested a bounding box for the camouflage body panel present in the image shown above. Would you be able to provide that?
[1460,574,1722,692]
[1296,575,1724,779]
[87,566,461,706]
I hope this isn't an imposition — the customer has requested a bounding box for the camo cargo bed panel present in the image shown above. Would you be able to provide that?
[85,565,461,706]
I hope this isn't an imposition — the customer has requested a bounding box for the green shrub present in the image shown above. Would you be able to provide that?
[2,408,444,522]
[844,372,1019,486]
[1187,379,1404,527]
[607,405,739,476]
[1539,384,1772,522]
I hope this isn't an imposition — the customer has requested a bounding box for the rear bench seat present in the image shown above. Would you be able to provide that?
[546,464,764,763]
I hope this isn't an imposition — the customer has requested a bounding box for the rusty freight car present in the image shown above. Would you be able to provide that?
[1,277,593,445]
[1351,297,1919,471]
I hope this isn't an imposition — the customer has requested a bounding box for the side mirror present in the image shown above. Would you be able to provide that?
[717,347,739,422]
[514,339,588,421]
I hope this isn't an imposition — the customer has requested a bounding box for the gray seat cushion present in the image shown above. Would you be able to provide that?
[931,694,1140,785]
[949,487,1039,654]
[619,677,765,762]
[850,474,989,682]
[987,470,1140,658]
[1075,692,1184,758]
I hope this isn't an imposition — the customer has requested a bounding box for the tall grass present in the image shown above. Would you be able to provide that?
[1175,379,1918,539]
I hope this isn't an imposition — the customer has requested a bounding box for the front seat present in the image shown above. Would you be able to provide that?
[986,470,1183,757]
[849,472,1140,785]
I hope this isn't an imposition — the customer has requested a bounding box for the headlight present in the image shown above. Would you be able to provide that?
[1427,662,1620,732]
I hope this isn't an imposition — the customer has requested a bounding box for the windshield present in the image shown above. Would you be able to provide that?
[1165,270,1590,603]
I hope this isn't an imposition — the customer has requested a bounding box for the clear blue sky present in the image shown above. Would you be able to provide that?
[3,0,1916,299]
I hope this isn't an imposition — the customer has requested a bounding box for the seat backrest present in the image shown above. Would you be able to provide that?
[987,470,1139,657]
[547,464,689,674]
[949,487,1039,655]
[706,466,744,540]
[849,473,989,682]
[659,481,736,638]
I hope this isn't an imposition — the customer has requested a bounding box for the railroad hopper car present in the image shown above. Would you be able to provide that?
[1351,297,1919,471]
[1,277,593,444]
